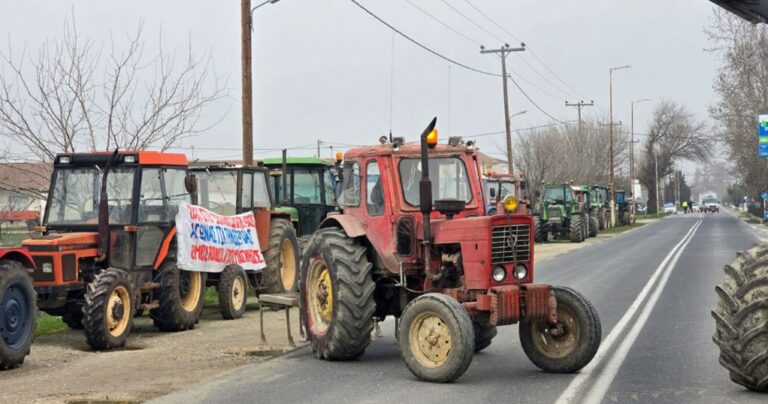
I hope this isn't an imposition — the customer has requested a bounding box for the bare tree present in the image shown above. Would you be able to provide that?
[515,117,629,198]
[638,100,710,213]
[0,17,226,164]
[707,9,768,199]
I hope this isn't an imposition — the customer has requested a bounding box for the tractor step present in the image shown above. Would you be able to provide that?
[139,282,160,291]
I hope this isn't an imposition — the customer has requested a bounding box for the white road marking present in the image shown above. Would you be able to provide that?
[555,219,703,404]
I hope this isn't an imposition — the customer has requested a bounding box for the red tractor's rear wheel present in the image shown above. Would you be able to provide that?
[0,260,36,369]
[399,293,474,383]
[300,228,375,360]
[519,286,601,373]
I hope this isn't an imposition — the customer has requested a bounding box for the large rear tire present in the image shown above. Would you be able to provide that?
[712,244,768,392]
[218,265,248,320]
[520,287,601,373]
[569,215,583,243]
[83,268,133,350]
[151,262,206,332]
[301,228,375,360]
[399,293,474,383]
[533,215,546,243]
[264,218,300,293]
[588,213,599,238]
[597,208,606,230]
[622,211,631,226]
[0,260,36,369]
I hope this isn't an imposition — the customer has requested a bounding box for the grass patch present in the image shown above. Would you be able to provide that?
[637,212,668,220]
[36,313,68,336]
[600,222,646,234]
[0,230,34,247]
[204,286,218,305]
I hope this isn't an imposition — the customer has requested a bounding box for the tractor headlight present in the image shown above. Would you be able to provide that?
[42,262,53,273]
[492,265,506,282]
[513,264,528,280]
[503,195,518,213]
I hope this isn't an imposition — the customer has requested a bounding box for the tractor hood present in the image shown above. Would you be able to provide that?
[22,232,99,250]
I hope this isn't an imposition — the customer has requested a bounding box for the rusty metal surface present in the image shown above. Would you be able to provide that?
[523,284,552,322]
[488,285,521,326]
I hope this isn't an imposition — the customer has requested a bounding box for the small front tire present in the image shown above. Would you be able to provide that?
[399,293,474,383]
[218,265,248,320]
[83,269,134,350]
[519,287,601,373]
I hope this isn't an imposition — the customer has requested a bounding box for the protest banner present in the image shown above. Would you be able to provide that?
[175,202,266,272]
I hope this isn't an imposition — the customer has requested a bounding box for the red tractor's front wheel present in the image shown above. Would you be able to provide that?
[398,293,475,383]
[519,286,601,373]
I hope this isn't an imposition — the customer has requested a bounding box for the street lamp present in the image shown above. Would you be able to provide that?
[609,65,632,227]
[241,0,282,166]
[505,110,527,174]
[630,98,651,219]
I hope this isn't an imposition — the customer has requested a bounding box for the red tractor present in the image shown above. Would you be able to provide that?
[0,249,37,369]
[300,119,601,382]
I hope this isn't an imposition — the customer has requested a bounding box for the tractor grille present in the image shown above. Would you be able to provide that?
[491,224,531,264]
[547,207,562,220]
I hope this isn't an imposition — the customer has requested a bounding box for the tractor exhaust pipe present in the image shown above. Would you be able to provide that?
[419,118,440,283]
[96,149,120,262]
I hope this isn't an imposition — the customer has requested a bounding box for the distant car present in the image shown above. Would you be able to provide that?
[702,198,720,213]
[663,202,676,214]
[690,202,699,212]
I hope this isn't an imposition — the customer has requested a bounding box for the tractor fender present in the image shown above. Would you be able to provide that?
[318,214,366,238]
[0,248,35,269]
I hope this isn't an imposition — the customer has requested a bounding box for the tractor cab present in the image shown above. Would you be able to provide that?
[535,184,588,242]
[614,189,633,225]
[262,157,337,237]
[22,151,208,350]
[483,173,527,215]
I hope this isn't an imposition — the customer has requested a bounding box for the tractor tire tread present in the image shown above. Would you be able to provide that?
[83,268,133,350]
[712,243,768,392]
[0,260,37,369]
[263,218,300,294]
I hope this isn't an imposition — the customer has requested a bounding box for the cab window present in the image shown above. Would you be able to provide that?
[366,161,384,216]
[338,161,360,207]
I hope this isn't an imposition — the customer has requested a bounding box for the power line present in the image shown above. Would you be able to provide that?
[465,121,574,138]
[440,0,505,43]
[462,0,589,101]
[347,0,566,123]
[348,0,500,77]
[404,0,481,46]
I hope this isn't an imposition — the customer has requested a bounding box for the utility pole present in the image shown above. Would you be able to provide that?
[654,148,660,214]
[481,43,526,174]
[609,65,631,226]
[565,100,594,134]
[317,139,321,158]
[241,0,281,166]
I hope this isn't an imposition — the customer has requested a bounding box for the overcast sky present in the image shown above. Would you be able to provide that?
[1,0,723,165]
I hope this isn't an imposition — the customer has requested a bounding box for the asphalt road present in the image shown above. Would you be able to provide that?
[154,211,766,404]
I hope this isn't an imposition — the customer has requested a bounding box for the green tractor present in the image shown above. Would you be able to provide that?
[535,184,588,243]
[262,157,338,240]
[592,185,610,230]
[574,186,599,238]
[615,189,634,226]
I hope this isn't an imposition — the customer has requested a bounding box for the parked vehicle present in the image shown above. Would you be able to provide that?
[22,151,206,350]
[300,120,601,383]
[663,202,676,214]
[483,173,528,215]
[0,249,37,369]
[535,184,588,243]
[262,157,338,238]
[592,186,610,230]
[614,189,634,225]
[190,163,300,319]
[636,203,647,215]
[573,186,598,238]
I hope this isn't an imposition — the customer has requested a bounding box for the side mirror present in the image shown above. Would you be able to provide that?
[185,174,197,194]
[489,188,496,199]
[520,180,527,190]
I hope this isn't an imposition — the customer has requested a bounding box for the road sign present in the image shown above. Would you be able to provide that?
[760,144,768,158]
[762,191,768,200]
[759,115,768,158]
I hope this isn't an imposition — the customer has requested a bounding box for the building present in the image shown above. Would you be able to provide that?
[0,162,51,225]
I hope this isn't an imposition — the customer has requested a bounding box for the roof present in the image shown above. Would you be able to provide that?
[262,157,333,166]
[0,162,52,193]
[342,143,476,160]
[55,151,188,167]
